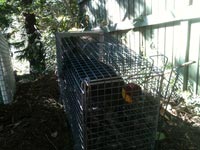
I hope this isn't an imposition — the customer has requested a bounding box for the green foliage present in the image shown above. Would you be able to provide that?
[0,0,6,4]
[156,132,166,141]
[2,0,79,73]
[0,2,15,29]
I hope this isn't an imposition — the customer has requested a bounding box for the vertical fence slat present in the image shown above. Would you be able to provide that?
[157,26,166,56]
[166,0,175,10]
[145,0,152,15]
[128,0,134,20]
[188,21,200,94]
[165,24,174,64]
[134,0,140,18]
[197,36,200,94]
[134,30,140,54]
[145,26,153,56]
[152,0,159,15]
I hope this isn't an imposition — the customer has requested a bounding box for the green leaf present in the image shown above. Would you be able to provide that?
[156,132,166,141]
[0,0,6,5]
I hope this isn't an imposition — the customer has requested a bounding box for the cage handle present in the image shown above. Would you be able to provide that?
[149,54,168,72]
[178,60,196,68]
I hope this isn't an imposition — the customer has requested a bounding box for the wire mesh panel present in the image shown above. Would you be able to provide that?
[0,34,15,104]
[56,31,163,150]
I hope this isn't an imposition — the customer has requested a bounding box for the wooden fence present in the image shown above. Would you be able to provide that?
[79,0,200,95]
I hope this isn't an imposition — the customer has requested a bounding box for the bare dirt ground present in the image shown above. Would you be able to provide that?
[0,73,199,150]
[0,73,73,150]
[156,109,200,150]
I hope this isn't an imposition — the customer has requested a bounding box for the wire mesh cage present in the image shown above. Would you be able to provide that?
[0,34,15,104]
[56,31,164,150]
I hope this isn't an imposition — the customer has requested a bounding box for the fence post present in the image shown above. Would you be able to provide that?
[178,21,191,91]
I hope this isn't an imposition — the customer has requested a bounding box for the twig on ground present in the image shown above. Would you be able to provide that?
[45,134,58,150]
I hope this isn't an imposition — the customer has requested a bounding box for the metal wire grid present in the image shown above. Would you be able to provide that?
[73,34,163,96]
[161,63,195,103]
[59,50,124,150]
[56,31,163,150]
[0,35,15,104]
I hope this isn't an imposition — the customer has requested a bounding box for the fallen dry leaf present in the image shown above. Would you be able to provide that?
[51,131,58,138]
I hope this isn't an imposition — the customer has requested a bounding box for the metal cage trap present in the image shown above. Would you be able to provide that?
[56,31,164,150]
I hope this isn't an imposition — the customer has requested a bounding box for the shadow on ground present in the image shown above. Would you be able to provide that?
[0,73,73,150]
